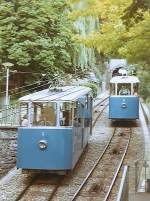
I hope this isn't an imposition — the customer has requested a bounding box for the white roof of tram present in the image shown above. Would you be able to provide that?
[110,76,139,84]
[19,86,91,102]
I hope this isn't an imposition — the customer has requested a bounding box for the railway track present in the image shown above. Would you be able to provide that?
[71,127,131,201]
[15,174,65,201]
[93,97,109,127]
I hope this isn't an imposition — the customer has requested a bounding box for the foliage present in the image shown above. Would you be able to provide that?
[70,0,132,57]
[0,0,75,76]
[83,82,99,98]
[119,11,150,64]
[70,0,150,100]
[123,0,150,26]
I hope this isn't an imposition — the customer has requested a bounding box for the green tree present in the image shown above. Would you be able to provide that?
[0,0,75,76]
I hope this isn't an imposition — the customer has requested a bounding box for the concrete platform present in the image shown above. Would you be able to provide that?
[129,193,150,201]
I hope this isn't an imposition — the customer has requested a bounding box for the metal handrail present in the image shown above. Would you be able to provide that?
[116,166,129,201]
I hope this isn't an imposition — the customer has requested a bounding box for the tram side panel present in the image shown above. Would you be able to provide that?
[109,96,139,119]
[72,97,92,167]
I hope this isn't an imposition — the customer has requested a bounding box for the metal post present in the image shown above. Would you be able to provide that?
[2,62,14,109]
[115,83,118,95]
[5,67,9,108]
[145,161,147,192]
[135,161,138,192]
[56,102,60,127]
[28,101,32,127]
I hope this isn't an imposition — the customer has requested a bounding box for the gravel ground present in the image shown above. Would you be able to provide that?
[108,120,145,201]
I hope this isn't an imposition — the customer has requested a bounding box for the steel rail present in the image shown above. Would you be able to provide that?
[93,102,109,128]
[47,175,65,201]
[15,175,39,201]
[94,96,109,108]
[71,128,116,201]
[15,174,65,201]
[103,128,132,201]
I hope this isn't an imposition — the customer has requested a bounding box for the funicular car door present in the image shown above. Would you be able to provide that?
[78,97,86,148]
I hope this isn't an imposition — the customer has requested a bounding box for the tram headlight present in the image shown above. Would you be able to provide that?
[121,103,127,109]
[38,140,48,150]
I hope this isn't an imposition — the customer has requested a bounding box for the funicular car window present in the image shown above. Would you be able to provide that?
[110,84,115,95]
[77,97,85,128]
[60,102,73,126]
[73,101,78,127]
[86,94,89,109]
[118,83,131,95]
[133,83,138,95]
[32,102,56,126]
[20,103,28,126]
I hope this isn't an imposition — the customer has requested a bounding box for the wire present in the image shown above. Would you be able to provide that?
[0,80,49,95]
[10,71,46,75]
[0,72,72,95]
[0,74,72,113]
[10,80,49,96]
[0,81,49,113]
[10,81,49,96]
[0,86,79,121]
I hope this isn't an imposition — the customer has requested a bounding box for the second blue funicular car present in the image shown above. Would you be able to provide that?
[109,75,140,120]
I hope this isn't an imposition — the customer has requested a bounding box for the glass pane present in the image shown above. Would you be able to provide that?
[20,103,28,126]
[86,94,89,109]
[32,102,56,126]
[60,102,73,126]
[133,83,138,95]
[73,102,78,127]
[111,84,115,95]
[118,83,131,95]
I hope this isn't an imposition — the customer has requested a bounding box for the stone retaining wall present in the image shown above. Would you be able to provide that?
[0,131,17,178]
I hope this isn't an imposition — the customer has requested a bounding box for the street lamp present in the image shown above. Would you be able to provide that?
[2,62,14,108]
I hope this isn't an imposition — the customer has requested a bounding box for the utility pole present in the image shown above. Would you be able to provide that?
[6,67,9,108]
[2,62,14,109]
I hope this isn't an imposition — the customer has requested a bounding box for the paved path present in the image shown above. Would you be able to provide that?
[129,104,150,200]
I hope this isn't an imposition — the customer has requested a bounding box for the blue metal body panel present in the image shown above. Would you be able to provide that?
[109,96,139,119]
[17,126,90,170]
[17,128,73,170]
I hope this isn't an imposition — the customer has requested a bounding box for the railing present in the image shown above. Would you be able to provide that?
[137,160,150,193]
[116,166,129,201]
[140,100,150,126]
[0,104,19,127]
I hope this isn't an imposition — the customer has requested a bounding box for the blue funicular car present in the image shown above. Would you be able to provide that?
[109,76,140,120]
[17,86,92,173]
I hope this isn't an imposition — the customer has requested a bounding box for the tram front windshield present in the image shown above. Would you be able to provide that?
[32,102,73,127]
[118,83,131,95]
[20,101,74,127]
[59,102,73,126]
[110,83,139,96]
[32,102,57,126]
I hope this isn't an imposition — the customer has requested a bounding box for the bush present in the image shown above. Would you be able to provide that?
[83,82,99,98]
